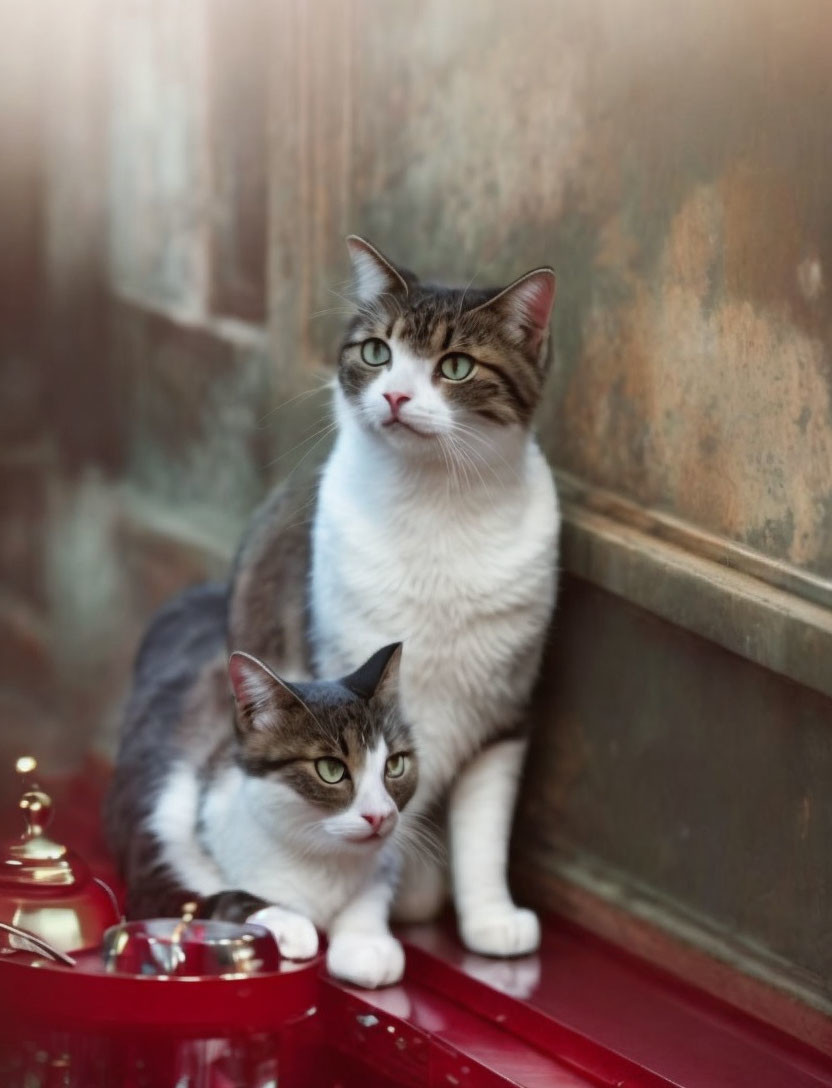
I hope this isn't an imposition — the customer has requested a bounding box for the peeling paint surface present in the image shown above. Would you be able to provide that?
[539,1,832,577]
[519,575,832,1005]
[552,170,832,577]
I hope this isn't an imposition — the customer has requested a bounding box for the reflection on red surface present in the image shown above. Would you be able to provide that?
[1,762,831,1087]
[400,921,832,1087]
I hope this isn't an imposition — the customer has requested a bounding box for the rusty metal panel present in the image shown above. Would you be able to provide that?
[557,472,832,699]
[540,0,832,581]
[516,574,832,1014]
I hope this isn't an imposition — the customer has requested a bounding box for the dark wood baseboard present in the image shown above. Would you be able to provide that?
[513,854,832,1058]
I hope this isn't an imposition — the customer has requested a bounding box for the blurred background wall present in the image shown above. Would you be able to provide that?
[1,0,830,1039]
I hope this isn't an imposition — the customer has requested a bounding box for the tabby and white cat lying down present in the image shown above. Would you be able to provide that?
[106,583,416,976]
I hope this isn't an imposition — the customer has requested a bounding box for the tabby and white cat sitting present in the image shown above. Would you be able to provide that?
[229,238,560,985]
[106,582,416,977]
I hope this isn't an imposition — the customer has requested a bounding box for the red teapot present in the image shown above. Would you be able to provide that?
[0,757,119,956]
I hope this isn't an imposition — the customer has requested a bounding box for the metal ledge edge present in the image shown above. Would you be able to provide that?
[556,472,832,702]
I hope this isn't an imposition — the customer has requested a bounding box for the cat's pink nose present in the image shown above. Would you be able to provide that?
[383,392,411,418]
[361,812,384,832]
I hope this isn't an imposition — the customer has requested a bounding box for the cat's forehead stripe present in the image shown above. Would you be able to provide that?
[237,679,412,779]
[235,698,416,815]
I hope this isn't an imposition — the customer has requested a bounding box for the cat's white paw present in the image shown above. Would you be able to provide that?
[327,934,405,989]
[247,906,319,960]
[460,905,540,958]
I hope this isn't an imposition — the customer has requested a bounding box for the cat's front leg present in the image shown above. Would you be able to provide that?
[200,891,320,960]
[247,904,320,961]
[449,737,540,957]
[327,866,404,989]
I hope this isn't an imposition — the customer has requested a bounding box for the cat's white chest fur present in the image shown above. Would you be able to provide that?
[310,417,559,806]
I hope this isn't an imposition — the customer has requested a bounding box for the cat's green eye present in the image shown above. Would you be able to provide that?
[439,353,476,382]
[315,757,347,784]
[360,338,392,367]
[385,753,407,779]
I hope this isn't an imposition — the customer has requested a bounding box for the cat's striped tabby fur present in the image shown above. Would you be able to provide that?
[107,584,416,974]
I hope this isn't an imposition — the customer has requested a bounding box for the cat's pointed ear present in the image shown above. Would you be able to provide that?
[346,236,411,305]
[228,651,302,734]
[342,643,402,702]
[470,267,556,356]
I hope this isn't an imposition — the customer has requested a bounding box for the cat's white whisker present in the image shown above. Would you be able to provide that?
[255,374,335,427]
[258,416,334,468]
[260,419,338,474]
[310,306,357,320]
[446,432,492,499]
[454,267,481,323]
[395,823,444,868]
[448,432,505,503]
[449,421,525,487]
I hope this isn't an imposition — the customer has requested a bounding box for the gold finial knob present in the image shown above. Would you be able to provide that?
[8,754,65,861]
[16,755,54,839]
[15,755,37,776]
[20,789,54,839]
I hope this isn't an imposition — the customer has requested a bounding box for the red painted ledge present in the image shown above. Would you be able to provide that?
[3,761,831,1087]
[397,919,832,1088]
[320,974,595,1087]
